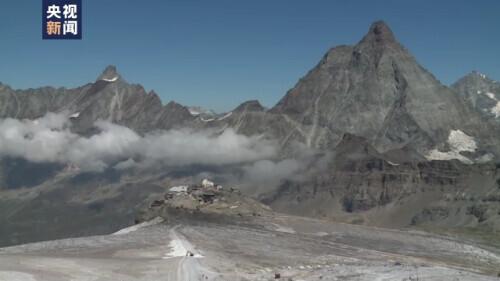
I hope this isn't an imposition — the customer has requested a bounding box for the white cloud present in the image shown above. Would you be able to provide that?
[0,113,277,172]
[137,129,275,166]
[242,159,301,185]
[0,113,74,163]
[66,121,141,171]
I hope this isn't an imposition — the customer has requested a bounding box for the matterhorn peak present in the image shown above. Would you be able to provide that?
[97,65,121,82]
[360,20,397,44]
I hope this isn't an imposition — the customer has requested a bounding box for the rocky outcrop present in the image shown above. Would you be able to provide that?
[452,71,500,122]
[137,180,273,224]
[263,133,500,231]
[234,100,265,113]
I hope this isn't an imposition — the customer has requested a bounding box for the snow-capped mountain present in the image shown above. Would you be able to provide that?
[452,71,500,120]
[0,21,499,248]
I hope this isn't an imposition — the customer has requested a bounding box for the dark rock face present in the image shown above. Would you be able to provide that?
[234,100,265,112]
[0,83,88,120]
[264,21,500,158]
[97,65,120,81]
[411,207,450,225]
[466,204,489,223]
[156,101,195,130]
[452,71,500,122]
[263,134,500,231]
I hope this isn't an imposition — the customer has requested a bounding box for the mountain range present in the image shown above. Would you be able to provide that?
[0,21,499,247]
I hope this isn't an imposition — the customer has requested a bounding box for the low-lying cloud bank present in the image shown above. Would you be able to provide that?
[0,113,276,172]
[242,159,301,186]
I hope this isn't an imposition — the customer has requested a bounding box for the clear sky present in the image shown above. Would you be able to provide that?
[1,0,499,112]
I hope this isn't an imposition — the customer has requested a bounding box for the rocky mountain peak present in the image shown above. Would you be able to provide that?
[360,20,397,45]
[165,101,193,116]
[234,100,265,112]
[97,65,121,82]
[470,70,488,80]
[452,71,497,92]
[455,71,490,85]
[268,20,500,160]
[165,100,185,109]
[452,71,500,121]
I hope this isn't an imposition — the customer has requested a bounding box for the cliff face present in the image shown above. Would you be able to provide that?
[452,71,500,122]
[267,22,499,157]
[263,134,500,232]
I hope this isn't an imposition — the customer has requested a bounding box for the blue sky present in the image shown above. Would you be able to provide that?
[0,0,499,112]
